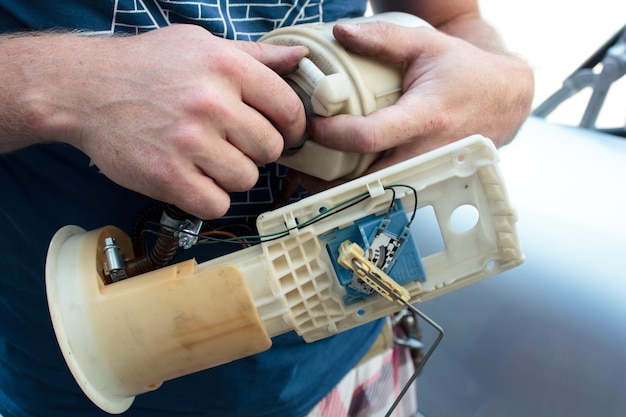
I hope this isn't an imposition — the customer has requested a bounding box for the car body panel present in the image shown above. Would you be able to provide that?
[416,116,626,417]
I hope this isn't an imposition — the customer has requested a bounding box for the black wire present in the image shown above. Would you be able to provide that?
[189,193,373,246]
[383,186,397,217]
[387,184,418,225]
[144,185,419,250]
[385,304,443,417]
[298,194,371,229]
[350,265,443,417]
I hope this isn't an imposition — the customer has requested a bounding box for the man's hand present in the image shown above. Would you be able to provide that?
[1,25,307,219]
[307,20,534,174]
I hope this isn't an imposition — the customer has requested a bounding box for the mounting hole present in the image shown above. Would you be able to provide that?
[455,153,467,165]
[450,204,479,233]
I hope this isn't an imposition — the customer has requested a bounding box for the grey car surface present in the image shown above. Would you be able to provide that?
[414,116,626,417]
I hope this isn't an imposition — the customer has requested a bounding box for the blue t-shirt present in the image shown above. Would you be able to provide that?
[0,1,386,417]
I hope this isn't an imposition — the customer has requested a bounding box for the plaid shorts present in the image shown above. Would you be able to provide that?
[305,322,418,417]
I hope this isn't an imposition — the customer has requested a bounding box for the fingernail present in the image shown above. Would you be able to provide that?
[337,23,361,33]
[294,45,309,55]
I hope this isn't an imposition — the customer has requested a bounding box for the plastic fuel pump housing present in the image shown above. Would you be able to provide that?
[46,135,523,414]
[45,13,523,416]
[260,13,432,181]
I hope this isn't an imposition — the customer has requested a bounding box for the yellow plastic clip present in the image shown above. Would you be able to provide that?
[338,240,410,306]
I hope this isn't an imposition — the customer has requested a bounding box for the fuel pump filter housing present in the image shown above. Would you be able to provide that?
[259,12,432,181]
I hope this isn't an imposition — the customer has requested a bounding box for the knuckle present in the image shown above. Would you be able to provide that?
[262,135,285,163]
[225,163,259,192]
[181,86,224,118]
[237,165,260,190]
[352,124,381,154]
[426,108,451,135]
[182,192,231,220]
[170,127,204,153]
[372,21,391,36]
[258,83,306,150]
[282,93,305,125]
[248,127,285,165]
[204,196,231,219]
[166,175,232,220]
[147,159,178,188]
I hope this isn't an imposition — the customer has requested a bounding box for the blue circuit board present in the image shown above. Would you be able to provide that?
[320,200,426,305]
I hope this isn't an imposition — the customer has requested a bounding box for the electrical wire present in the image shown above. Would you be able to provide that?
[143,185,418,248]
[386,184,419,226]
[199,230,249,248]
[143,190,375,247]
[348,260,443,417]
[386,305,443,417]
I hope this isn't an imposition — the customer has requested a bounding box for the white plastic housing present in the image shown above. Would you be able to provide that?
[259,13,432,180]
[46,135,523,414]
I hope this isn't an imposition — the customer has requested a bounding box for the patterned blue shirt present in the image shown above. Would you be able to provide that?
[1,0,366,38]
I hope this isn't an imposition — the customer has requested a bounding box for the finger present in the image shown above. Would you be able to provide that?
[130,159,235,220]
[233,42,308,148]
[162,120,261,193]
[211,100,285,165]
[195,145,260,194]
[169,172,233,220]
[152,147,259,220]
[187,128,261,193]
[308,102,429,154]
[234,41,309,74]
[332,22,436,62]
[240,66,306,149]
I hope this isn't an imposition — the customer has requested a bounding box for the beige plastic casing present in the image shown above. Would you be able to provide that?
[259,13,432,181]
[46,226,272,414]
[46,135,523,414]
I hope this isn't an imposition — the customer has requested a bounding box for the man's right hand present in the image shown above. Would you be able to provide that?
[0,25,308,219]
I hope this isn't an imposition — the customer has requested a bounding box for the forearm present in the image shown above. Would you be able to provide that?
[434,13,510,55]
[0,32,94,153]
[372,0,513,54]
